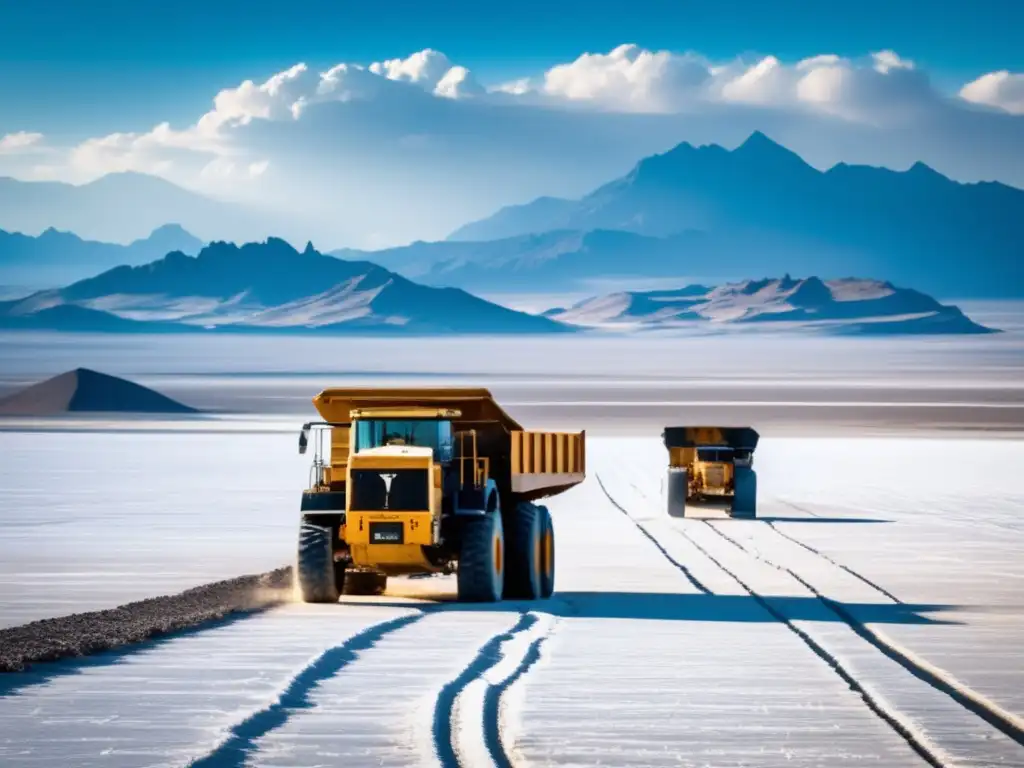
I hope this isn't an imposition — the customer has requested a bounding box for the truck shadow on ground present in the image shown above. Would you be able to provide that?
[692,516,892,524]
[0,590,960,699]
[366,589,960,626]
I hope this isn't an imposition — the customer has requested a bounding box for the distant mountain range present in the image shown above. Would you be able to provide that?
[0,224,203,289]
[0,238,569,335]
[544,276,997,335]
[3,131,1021,316]
[0,172,274,246]
[435,132,1023,298]
[0,241,996,335]
[330,229,702,292]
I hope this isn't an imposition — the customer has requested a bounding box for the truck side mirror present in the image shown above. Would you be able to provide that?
[298,425,310,455]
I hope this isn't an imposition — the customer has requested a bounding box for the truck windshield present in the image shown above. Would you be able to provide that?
[355,419,454,462]
[697,448,733,463]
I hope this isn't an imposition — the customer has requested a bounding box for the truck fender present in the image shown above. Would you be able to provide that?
[455,479,500,516]
[300,490,346,512]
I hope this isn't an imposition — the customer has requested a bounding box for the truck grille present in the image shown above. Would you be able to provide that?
[350,469,429,511]
[705,464,726,487]
[369,521,405,544]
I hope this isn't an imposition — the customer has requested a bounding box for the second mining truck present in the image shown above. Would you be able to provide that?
[662,426,759,518]
[296,387,586,603]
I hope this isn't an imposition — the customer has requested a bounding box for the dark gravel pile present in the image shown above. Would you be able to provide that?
[0,566,293,673]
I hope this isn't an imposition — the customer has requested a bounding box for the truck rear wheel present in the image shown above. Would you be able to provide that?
[457,511,505,602]
[667,468,688,518]
[504,502,544,600]
[732,467,757,518]
[297,517,342,603]
[539,505,555,599]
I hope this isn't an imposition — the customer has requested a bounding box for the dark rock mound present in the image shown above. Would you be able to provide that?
[0,367,199,415]
[0,567,293,673]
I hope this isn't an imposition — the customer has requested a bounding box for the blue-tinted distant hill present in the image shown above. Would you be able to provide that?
[333,229,699,291]
[0,237,572,336]
[0,172,282,248]
[443,132,1024,299]
[544,276,998,335]
[0,224,203,290]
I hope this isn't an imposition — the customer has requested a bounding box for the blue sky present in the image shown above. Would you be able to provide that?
[1,0,1021,248]
[1,0,1021,137]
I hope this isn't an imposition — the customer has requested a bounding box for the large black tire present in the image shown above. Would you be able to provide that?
[538,505,555,599]
[667,468,688,518]
[732,467,757,518]
[504,503,544,600]
[457,512,505,602]
[297,518,341,603]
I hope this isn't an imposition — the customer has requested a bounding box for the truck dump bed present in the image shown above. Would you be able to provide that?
[662,426,760,451]
[510,429,585,499]
[314,387,523,429]
[313,387,585,501]
[662,425,759,471]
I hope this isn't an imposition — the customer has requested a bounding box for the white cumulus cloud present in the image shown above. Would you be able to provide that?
[960,70,1024,115]
[66,122,226,182]
[41,49,487,187]
[720,56,794,106]
[1,44,1021,247]
[795,54,842,71]
[532,46,938,125]
[368,49,484,98]
[315,63,387,104]
[199,157,269,181]
[491,77,532,96]
[204,63,316,127]
[871,50,914,74]
[372,50,444,86]
[540,43,712,112]
[434,66,484,99]
[0,131,47,154]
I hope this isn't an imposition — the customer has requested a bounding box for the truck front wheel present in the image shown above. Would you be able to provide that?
[297,516,343,603]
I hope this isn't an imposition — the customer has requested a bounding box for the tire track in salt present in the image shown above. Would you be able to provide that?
[776,498,823,518]
[764,519,902,603]
[703,520,1024,751]
[596,476,711,595]
[433,610,559,768]
[187,612,423,768]
[595,474,947,768]
[481,615,560,768]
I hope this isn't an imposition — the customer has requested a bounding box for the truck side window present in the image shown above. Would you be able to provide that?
[437,421,454,463]
[355,421,381,451]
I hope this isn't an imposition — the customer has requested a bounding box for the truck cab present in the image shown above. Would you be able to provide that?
[344,407,458,574]
[691,447,739,498]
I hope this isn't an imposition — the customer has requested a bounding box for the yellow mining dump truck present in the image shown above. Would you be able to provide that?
[296,387,586,603]
[662,426,759,518]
